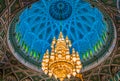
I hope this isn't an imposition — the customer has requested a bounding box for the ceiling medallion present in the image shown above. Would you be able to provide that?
[42,32,83,81]
[49,0,72,20]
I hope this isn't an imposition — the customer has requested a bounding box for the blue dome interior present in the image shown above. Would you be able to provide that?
[15,0,108,61]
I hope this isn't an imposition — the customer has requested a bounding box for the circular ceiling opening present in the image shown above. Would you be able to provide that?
[7,0,116,72]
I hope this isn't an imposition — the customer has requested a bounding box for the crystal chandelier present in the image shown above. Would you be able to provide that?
[42,32,83,81]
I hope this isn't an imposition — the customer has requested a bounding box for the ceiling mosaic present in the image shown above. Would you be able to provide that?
[0,0,120,81]
[7,0,116,72]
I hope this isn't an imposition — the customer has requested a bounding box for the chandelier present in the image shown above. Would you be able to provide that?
[42,32,83,81]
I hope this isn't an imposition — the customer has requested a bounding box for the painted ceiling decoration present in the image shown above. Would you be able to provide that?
[0,0,120,81]
[7,0,116,73]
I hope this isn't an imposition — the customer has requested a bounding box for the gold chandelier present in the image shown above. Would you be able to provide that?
[42,32,83,81]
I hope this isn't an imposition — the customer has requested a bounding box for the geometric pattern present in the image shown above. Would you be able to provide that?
[9,0,114,68]
[0,0,120,81]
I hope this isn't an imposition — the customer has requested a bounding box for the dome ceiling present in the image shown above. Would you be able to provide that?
[8,0,116,71]
[0,0,119,81]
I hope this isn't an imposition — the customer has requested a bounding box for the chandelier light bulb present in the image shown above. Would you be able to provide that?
[42,64,46,69]
[67,74,71,79]
[76,57,80,61]
[69,41,72,47]
[62,37,64,40]
[51,52,54,55]
[72,48,75,53]
[42,62,45,66]
[73,71,76,76]
[73,57,77,62]
[66,36,69,43]
[50,55,55,60]
[77,65,82,69]
[66,54,70,59]
[66,51,69,54]
[43,67,48,70]
[45,55,49,58]
[48,72,52,77]
[76,69,80,73]
[55,49,56,52]
[51,45,54,48]
[54,75,57,79]
[58,54,62,58]
[72,54,76,57]
[42,67,45,71]
[77,61,81,65]
[52,37,56,44]
[73,69,76,72]
[46,50,49,54]
[44,70,48,74]
[45,59,49,62]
